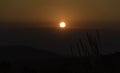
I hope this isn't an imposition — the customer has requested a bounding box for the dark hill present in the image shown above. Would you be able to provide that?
[1,45,120,73]
[0,45,61,61]
[0,45,67,73]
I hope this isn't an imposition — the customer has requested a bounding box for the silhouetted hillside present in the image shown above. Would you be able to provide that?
[0,45,67,73]
[94,52,120,73]
[0,45,120,73]
[0,45,64,61]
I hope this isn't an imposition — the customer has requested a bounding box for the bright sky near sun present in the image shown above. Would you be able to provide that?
[0,0,120,22]
[60,22,66,28]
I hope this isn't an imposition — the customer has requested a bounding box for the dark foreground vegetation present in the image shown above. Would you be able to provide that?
[0,51,120,73]
[0,45,120,73]
[0,31,120,73]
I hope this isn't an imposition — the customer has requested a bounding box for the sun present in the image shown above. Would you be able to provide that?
[60,22,66,28]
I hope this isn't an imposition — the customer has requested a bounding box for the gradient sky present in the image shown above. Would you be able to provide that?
[0,0,120,56]
[0,0,120,22]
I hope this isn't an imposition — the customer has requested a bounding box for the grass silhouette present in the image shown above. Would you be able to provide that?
[70,30,101,56]
[0,30,120,73]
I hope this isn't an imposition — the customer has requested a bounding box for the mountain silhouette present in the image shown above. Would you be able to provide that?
[0,45,67,73]
[0,45,66,63]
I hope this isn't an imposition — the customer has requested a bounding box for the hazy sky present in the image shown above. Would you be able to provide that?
[0,0,120,22]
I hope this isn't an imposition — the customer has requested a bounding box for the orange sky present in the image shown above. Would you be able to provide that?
[0,0,120,22]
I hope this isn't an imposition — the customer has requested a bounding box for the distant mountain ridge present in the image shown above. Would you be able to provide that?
[0,45,62,61]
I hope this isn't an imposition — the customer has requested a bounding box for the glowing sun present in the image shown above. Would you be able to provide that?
[60,22,66,28]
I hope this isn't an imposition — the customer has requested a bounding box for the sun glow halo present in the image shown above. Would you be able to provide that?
[60,22,66,28]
